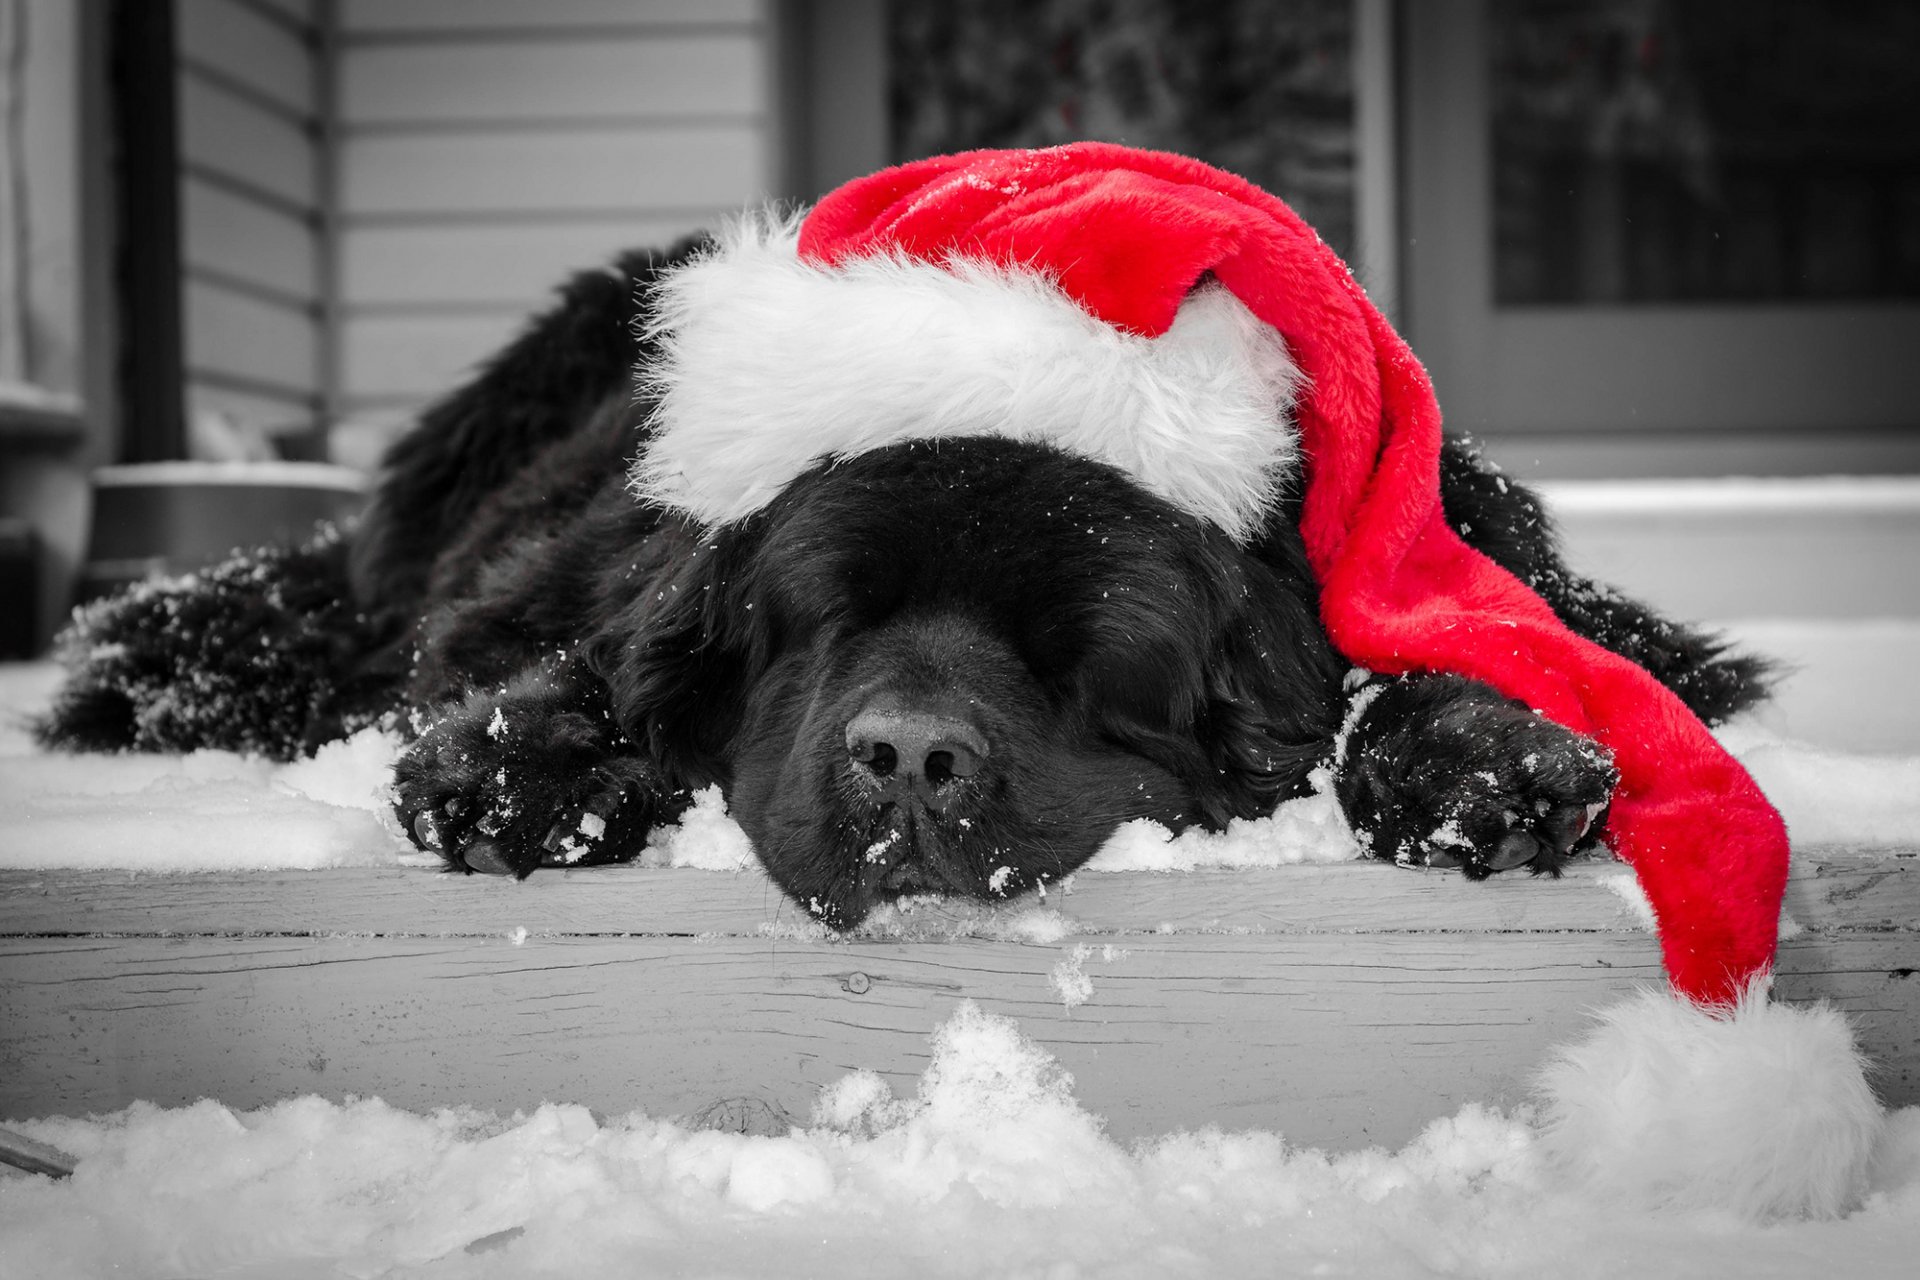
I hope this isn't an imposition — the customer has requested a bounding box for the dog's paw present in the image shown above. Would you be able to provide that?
[1336,676,1617,879]
[393,687,662,876]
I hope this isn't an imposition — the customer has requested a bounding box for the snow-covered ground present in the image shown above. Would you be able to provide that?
[0,1001,1915,1280]
[5,616,1918,872]
[3,624,1919,1277]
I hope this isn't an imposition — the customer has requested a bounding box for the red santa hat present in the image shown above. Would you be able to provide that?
[636,142,1882,1218]
[635,143,1793,1008]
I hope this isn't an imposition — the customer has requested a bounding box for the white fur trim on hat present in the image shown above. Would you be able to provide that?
[630,214,1303,540]
[1536,978,1883,1220]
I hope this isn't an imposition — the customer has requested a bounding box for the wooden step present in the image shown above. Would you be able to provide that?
[3,854,1913,1149]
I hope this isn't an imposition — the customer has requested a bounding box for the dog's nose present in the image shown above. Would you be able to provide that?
[846,705,988,804]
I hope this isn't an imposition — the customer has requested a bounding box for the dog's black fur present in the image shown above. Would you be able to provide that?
[38,240,1771,927]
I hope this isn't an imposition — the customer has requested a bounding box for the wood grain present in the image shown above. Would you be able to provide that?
[1,850,1909,939]
[2,853,1913,1147]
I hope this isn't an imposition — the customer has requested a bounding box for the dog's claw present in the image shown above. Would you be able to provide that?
[1488,829,1541,872]
[459,839,516,876]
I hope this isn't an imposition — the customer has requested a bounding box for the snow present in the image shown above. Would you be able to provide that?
[0,661,412,871]
[11,623,1913,874]
[1085,764,1362,871]
[637,784,756,871]
[4,1002,1918,1279]
[1539,474,1920,516]
[4,631,1920,1276]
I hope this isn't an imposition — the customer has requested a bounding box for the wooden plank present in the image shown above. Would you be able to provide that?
[182,174,319,301]
[339,311,521,398]
[178,0,316,118]
[339,218,709,308]
[2,930,1911,1148]
[339,34,764,125]
[178,72,316,208]
[2,854,1911,1145]
[339,0,762,36]
[339,125,766,217]
[185,277,320,395]
[1,851,1911,941]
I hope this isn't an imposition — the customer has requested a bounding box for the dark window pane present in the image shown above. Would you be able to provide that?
[890,0,1357,262]
[1490,0,1920,304]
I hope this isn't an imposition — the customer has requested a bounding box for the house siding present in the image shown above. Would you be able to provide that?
[175,0,326,441]
[331,0,779,427]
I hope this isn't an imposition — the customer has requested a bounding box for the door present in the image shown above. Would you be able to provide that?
[1401,0,1920,477]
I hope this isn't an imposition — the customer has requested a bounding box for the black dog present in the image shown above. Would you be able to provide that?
[39,240,1769,928]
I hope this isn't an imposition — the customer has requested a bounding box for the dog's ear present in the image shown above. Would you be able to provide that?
[590,517,772,789]
[1194,540,1347,820]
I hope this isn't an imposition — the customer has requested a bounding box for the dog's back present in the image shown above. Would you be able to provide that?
[348,238,707,631]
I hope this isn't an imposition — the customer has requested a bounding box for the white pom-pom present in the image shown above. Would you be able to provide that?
[1537,979,1882,1220]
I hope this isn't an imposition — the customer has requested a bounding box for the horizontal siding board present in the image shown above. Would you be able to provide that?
[186,279,321,395]
[339,219,705,307]
[340,0,761,36]
[182,175,319,301]
[178,0,316,117]
[339,35,764,125]
[340,125,765,216]
[178,73,318,208]
[341,312,522,397]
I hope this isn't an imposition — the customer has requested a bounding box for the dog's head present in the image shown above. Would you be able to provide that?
[599,438,1341,927]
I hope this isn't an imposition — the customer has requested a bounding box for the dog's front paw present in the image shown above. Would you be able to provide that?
[1336,676,1616,879]
[393,684,662,876]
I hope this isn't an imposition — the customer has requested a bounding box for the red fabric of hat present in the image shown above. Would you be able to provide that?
[799,143,1788,1007]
